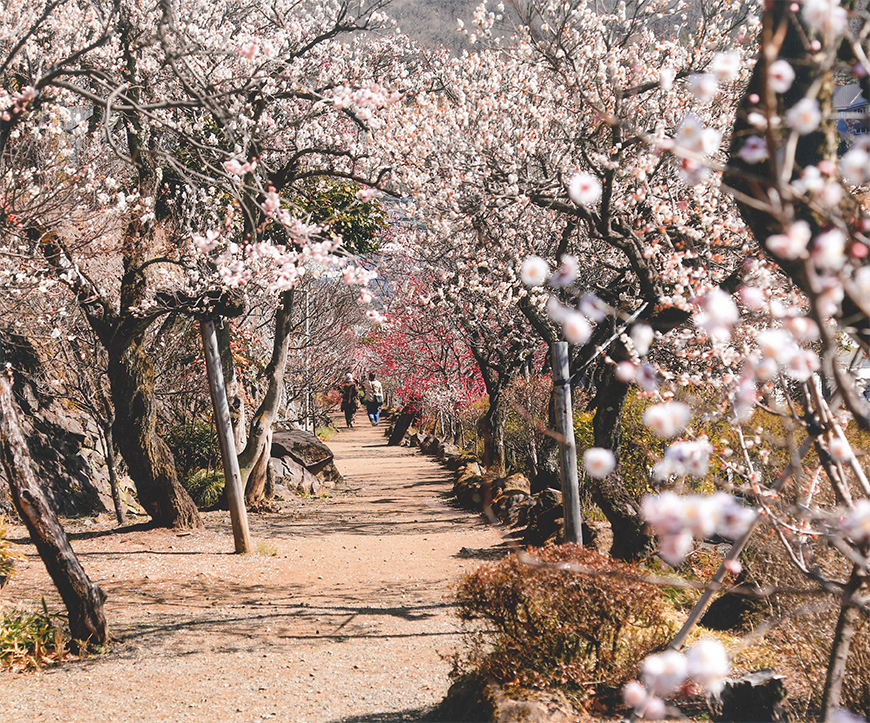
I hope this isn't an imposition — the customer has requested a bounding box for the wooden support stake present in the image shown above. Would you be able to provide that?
[200,318,253,554]
[552,341,582,544]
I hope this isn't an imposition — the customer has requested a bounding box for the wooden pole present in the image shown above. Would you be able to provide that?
[552,341,582,544]
[199,319,253,554]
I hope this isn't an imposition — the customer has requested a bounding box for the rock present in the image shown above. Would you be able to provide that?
[438,442,462,460]
[713,670,789,722]
[453,474,487,510]
[0,332,107,519]
[268,455,326,496]
[491,491,532,527]
[702,588,768,632]
[419,435,439,455]
[457,462,484,483]
[271,429,342,484]
[407,432,426,448]
[523,488,564,546]
[430,675,579,723]
[492,473,530,497]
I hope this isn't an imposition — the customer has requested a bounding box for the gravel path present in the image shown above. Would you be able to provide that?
[0,418,505,723]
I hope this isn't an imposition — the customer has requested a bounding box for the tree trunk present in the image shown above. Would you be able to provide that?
[822,566,865,721]
[106,332,202,529]
[242,290,294,505]
[100,421,126,526]
[216,319,247,454]
[481,386,507,472]
[590,362,654,561]
[0,374,108,647]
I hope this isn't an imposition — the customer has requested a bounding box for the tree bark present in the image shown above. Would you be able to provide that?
[481,386,507,472]
[106,331,202,529]
[0,373,108,647]
[100,421,126,526]
[590,360,654,561]
[242,290,294,505]
[821,566,866,721]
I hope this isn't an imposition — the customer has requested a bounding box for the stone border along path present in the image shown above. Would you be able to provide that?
[0,416,506,723]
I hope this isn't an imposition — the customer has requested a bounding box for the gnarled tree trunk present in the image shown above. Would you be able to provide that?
[106,330,202,529]
[0,373,108,647]
[590,360,654,561]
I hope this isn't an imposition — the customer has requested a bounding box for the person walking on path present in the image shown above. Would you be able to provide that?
[340,373,359,428]
[364,372,384,426]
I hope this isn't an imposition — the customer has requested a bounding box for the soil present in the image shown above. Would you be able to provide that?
[0,417,508,723]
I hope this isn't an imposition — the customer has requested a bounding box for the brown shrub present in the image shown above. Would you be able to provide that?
[454,544,673,707]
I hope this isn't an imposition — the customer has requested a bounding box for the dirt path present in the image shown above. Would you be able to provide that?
[0,418,505,723]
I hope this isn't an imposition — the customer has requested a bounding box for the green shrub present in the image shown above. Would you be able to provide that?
[455,545,673,706]
[0,601,66,671]
[165,421,221,478]
[181,469,224,508]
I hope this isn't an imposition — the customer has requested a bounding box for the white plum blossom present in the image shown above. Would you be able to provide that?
[615,361,637,382]
[630,323,655,356]
[828,710,867,723]
[740,285,766,311]
[520,256,549,286]
[659,68,676,91]
[579,293,608,321]
[622,680,648,708]
[841,147,870,185]
[695,288,739,341]
[261,188,281,216]
[653,440,713,480]
[738,135,769,164]
[549,255,579,287]
[643,402,692,438]
[193,229,221,253]
[686,639,730,694]
[715,494,757,540]
[765,221,811,260]
[711,51,741,82]
[786,98,822,135]
[829,437,853,463]
[783,315,819,342]
[562,311,592,344]
[567,172,602,206]
[802,0,848,39]
[583,447,616,478]
[812,228,847,270]
[642,649,688,696]
[768,59,796,93]
[689,73,718,103]
[357,187,378,202]
[547,295,571,322]
[842,498,870,544]
[675,114,722,155]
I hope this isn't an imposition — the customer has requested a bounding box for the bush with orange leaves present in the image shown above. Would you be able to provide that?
[454,545,673,706]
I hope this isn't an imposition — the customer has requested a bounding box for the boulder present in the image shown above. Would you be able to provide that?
[453,474,487,510]
[419,435,439,455]
[492,490,532,527]
[268,455,327,496]
[0,332,107,519]
[271,429,342,484]
[713,670,789,722]
[492,473,530,497]
[431,675,579,723]
[457,462,484,483]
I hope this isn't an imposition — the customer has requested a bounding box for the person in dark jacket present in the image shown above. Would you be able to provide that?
[340,373,359,428]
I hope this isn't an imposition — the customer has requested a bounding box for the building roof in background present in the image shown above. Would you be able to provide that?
[834,84,868,112]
